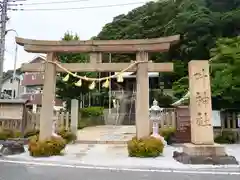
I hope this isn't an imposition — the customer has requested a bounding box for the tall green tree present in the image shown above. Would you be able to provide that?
[95,0,240,107]
[210,36,240,109]
[56,32,97,107]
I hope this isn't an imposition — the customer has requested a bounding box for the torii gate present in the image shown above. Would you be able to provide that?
[16,35,180,140]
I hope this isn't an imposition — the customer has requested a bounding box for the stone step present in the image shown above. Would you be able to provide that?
[74,140,128,145]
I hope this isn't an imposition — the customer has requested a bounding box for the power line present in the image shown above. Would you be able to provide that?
[9,0,91,6]
[9,1,147,11]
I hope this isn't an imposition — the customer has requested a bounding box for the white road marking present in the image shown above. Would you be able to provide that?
[0,159,239,175]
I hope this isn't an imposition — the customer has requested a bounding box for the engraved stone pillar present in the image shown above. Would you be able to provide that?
[135,51,150,139]
[188,60,214,145]
[174,60,235,164]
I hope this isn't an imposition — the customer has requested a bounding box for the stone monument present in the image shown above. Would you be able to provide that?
[173,60,238,165]
[0,141,25,156]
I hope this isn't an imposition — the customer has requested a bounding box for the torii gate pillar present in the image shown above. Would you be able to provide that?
[135,51,150,138]
[39,53,57,140]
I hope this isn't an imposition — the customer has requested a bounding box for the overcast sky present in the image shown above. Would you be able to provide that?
[4,0,151,71]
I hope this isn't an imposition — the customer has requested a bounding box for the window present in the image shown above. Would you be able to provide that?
[26,86,42,94]
[4,89,12,96]
[26,87,36,94]
[31,74,36,80]
[19,86,25,94]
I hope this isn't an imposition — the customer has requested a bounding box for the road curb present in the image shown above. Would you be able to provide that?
[1,157,240,174]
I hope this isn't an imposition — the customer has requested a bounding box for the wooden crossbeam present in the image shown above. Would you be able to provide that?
[21,62,174,72]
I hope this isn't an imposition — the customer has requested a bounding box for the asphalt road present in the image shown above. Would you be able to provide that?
[0,161,239,180]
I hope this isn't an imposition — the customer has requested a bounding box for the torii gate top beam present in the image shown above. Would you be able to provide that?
[15,35,180,53]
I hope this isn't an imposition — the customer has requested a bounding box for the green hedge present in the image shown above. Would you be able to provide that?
[159,127,176,145]
[214,131,238,144]
[127,136,164,157]
[80,106,104,118]
[0,129,39,140]
[28,135,66,157]
[0,129,76,144]
[57,129,77,143]
[78,106,105,129]
[0,129,21,140]
[24,130,40,138]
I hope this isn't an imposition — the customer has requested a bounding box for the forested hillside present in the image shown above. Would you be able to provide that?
[95,0,240,109]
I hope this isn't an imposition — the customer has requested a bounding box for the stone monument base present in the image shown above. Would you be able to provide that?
[0,140,25,156]
[173,143,238,165]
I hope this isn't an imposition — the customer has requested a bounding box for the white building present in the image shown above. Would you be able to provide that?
[1,70,23,98]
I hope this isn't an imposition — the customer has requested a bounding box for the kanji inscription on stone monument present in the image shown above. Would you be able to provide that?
[188,60,214,145]
[196,112,211,127]
[193,68,208,80]
[195,91,210,108]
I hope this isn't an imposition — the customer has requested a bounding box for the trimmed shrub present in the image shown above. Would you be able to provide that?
[78,106,105,129]
[77,117,105,129]
[28,135,66,157]
[13,131,22,138]
[78,118,89,129]
[24,130,39,138]
[57,129,77,143]
[0,129,21,140]
[159,127,176,145]
[214,131,237,144]
[24,129,76,144]
[80,106,104,118]
[127,136,164,157]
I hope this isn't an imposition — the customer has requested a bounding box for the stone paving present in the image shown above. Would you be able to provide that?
[76,125,135,144]
[3,143,240,171]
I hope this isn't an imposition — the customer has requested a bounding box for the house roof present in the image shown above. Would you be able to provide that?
[2,70,21,83]
[28,54,46,63]
[2,55,46,83]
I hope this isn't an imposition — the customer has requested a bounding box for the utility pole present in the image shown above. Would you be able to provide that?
[0,0,8,94]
